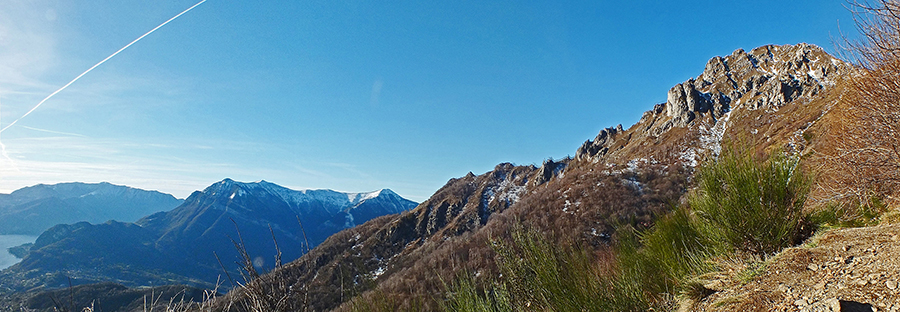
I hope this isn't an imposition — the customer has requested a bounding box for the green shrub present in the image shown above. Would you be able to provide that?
[809,197,886,228]
[346,289,426,312]
[492,227,625,311]
[444,226,651,312]
[690,150,811,256]
[440,274,512,312]
[618,147,815,304]
[631,207,719,295]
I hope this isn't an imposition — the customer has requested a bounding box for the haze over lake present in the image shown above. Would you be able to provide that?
[0,235,37,270]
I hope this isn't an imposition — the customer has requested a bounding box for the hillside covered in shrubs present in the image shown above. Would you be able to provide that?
[194,2,900,311]
[9,1,900,312]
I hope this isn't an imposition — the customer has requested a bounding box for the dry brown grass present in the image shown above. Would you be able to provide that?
[328,160,687,312]
[812,0,900,208]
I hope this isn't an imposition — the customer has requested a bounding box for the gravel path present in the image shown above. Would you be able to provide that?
[690,223,900,312]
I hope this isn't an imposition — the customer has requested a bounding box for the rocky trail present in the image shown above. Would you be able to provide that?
[691,223,900,311]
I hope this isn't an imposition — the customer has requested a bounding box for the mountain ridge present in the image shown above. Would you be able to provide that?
[185,178,408,224]
[203,43,856,311]
[0,179,418,293]
[0,182,184,235]
[0,42,871,311]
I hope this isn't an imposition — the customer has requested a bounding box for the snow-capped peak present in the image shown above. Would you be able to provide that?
[202,179,406,214]
[349,189,381,203]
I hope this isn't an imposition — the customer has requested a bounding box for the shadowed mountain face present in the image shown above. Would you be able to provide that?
[0,182,183,235]
[0,179,417,292]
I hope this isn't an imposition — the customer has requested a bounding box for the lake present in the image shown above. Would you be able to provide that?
[0,235,38,270]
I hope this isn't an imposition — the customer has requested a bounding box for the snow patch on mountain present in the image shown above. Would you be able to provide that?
[701,107,732,156]
[483,172,527,209]
[205,178,408,215]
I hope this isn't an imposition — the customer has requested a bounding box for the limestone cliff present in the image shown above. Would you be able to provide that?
[576,43,852,165]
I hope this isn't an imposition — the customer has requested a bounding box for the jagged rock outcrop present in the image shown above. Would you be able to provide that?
[414,163,535,237]
[666,43,848,126]
[532,158,569,186]
[575,124,624,160]
[576,43,852,163]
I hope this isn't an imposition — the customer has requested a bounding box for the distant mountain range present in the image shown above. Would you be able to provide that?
[0,182,183,235]
[0,179,417,292]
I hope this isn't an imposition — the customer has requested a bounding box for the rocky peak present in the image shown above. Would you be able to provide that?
[575,124,624,160]
[665,43,849,127]
[576,43,852,162]
[532,158,570,186]
[412,163,542,238]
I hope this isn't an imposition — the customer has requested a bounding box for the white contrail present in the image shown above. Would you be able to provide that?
[21,125,86,137]
[0,0,207,134]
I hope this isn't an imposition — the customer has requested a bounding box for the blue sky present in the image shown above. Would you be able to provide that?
[0,1,856,201]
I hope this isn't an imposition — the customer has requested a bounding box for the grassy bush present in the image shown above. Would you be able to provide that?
[625,207,719,296]
[495,227,648,311]
[440,275,512,312]
[690,150,811,256]
[444,226,651,312]
[617,148,813,303]
[809,197,886,228]
[345,289,427,312]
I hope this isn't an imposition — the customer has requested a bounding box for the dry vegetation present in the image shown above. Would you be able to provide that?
[331,161,688,311]
[815,0,900,207]
[147,2,900,311]
[442,143,820,311]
